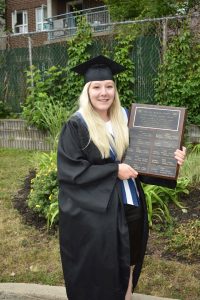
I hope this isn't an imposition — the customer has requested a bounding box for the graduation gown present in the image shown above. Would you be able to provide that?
[57,114,149,300]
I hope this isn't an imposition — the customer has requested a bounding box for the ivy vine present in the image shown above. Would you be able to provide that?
[61,16,92,110]
[154,21,200,125]
[99,25,136,108]
[114,25,137,108]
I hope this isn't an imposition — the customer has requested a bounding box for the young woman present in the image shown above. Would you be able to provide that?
[57,55,186,300]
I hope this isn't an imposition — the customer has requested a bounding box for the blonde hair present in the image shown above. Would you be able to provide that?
[78,81,129,160]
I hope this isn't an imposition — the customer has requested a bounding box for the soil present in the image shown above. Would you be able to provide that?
[146,187,200,264]
[13,170,57,235]
[13,170,47,230]
[13,170,200,263]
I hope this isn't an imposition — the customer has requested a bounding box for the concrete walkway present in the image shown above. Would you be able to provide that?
[0,283,180,300]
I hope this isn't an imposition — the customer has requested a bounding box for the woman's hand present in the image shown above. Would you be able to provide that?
[118,163,138,180]
[174,146,186,166]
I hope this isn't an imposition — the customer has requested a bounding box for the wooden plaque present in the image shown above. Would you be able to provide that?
[124,104,186,180]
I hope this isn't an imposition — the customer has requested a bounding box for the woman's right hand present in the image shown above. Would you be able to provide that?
[118,163,138,180]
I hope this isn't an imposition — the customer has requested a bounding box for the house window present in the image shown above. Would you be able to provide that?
[35,5,48,31]
[12,10,28,34]
[66,1,83,13]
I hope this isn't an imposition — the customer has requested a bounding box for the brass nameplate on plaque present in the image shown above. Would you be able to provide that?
[124,104,186,180]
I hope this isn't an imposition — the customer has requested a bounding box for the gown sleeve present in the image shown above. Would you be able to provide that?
[57,119,119,213]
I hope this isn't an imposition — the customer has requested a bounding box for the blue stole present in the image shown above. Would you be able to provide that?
[109,143,140,207]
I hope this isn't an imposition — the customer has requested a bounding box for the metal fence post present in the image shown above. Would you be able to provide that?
[162,18,168,55]
[28,34,34,87]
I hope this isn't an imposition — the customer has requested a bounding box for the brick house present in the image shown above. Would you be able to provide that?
[5,0,107,48]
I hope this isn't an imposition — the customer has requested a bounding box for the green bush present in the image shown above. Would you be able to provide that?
[0,101,12,118]
[0,0,5,15]
[35,99,74,149]
[22,66,68,130]
[28,152,58,229]
[22,16,92,131]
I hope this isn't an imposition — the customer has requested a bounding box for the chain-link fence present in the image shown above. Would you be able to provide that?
[0,13,199,113]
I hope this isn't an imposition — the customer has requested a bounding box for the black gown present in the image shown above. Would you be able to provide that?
[57,113,165,300]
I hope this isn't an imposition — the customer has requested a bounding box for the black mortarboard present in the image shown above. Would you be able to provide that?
[71,55,126,83]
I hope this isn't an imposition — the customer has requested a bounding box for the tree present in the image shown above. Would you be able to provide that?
[0,0,5,16]
[103,0,145,21]
[103,0,199,21]
[145,0,200,16]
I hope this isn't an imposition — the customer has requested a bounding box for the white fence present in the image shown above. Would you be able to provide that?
[0,119,52,151]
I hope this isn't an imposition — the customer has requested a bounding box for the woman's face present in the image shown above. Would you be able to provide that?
[88,80,115,115]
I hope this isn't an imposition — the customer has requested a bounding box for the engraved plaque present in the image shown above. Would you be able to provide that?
[124,104,186,180]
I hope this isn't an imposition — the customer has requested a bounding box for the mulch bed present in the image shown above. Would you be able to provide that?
[13,170,47,230]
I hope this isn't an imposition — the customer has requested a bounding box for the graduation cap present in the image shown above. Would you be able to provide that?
[71,55,126,83]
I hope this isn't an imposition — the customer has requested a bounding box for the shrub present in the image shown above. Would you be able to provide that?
[22,16,92,131]
[28,152,58,229]
[0,100,12,118]
[22,66,68,130]
[35,99,74,149]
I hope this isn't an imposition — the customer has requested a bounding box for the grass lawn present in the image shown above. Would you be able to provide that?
[0,148,199,300]
[0,148,63,285]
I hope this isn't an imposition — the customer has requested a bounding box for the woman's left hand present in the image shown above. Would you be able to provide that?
[174,146,186,166]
